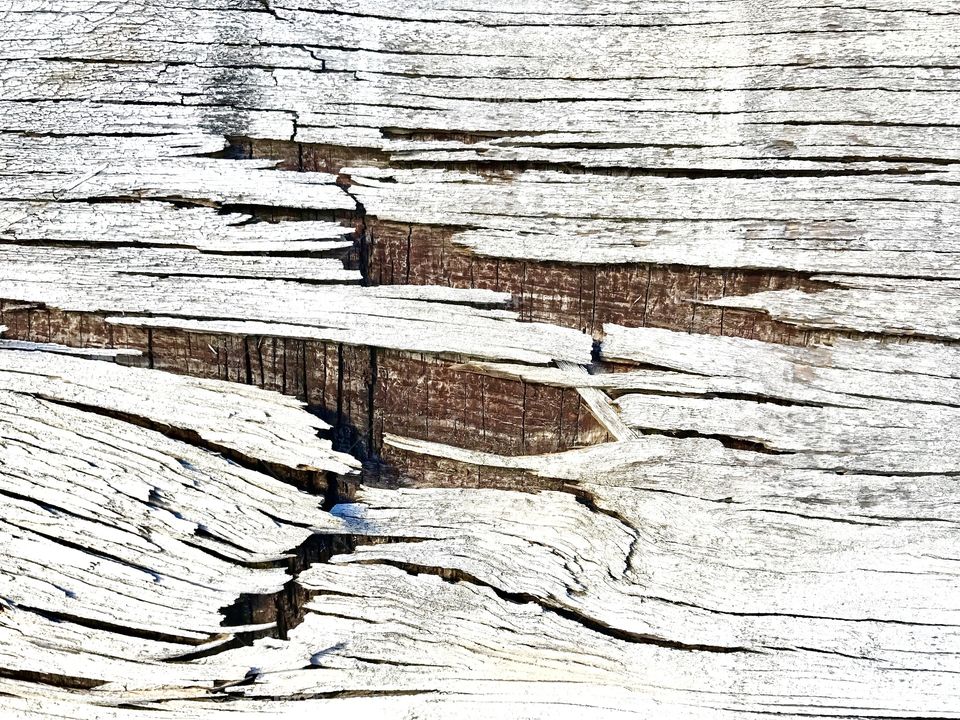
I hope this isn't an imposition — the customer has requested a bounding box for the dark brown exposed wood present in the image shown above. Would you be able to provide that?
[366,220,838,343]
[0,303,606,483]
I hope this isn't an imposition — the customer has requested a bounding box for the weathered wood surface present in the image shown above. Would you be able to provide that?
[3,0,959,342]
[2,0,959,717]
[3,338,958,717]
[0,346,352,690]
[0,338,359,476]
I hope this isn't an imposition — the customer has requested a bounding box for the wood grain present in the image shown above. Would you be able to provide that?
[2,0,958,717]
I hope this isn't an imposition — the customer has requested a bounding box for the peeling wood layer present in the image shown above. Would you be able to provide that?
[361,218,838,341]
[0,339,359,476]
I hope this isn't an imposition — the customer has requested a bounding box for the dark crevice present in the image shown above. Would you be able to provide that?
[117,270,361,284]
[743,507,885,527]
[633,426,793,454]
[605,386,832,409]
[566,485,640,535]
[215,688,430,701]
[0,238,348,259]
[633,590,960,627]
[19,605,215,647]
[0,667,105,691]
[196,533,357,658]
[378,159,938,178]
[223,136,954,181]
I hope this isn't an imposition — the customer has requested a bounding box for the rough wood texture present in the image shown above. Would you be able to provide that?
[0,347,352,690]
[2,0,958,717]
[0,340,359,476]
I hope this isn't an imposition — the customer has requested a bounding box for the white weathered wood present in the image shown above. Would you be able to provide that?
[704,282,960,340]
[142,551,960,716]
[100,313,591,365]
[383,431,960,523]
[348,169,960,280]
[602,324,960,403]
[0,201,354,253]
[0,600,236,688]
[3,0,960,717]
[0,245,360,283]
[555,360,635,441]
[0,675,711,720]
[159,481,959,715]
[597,326,960,472]
[0,349,359,475]
[0,350,379,697]
[361,330,960,709]
[327,463,960,673]
[0,388,345,683]
[1,147,353,211]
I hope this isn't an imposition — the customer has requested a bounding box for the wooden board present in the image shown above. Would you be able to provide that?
[0,347,354,692]
[2,0,958,717]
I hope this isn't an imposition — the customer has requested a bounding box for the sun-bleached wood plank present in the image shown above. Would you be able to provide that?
[348,168,960,279]
[1,153,353,212]
[107,477,956,716]
[383,430,960,524]
[704,280,960,341]
[600,326,960,472]
[360,330,960,707]
[0,599,243,689]
[554,360,635,442]
[602,324,960,403]
[0,245,359,283]
[0,392,339,665]
[101,311,591,365]
[134,549,957,717]
[0,349,359,475]
[327,463,960,678]
[0,353,360,694]
[0,675,705,720]
[5,0,960,182]
[0,201,354,254]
